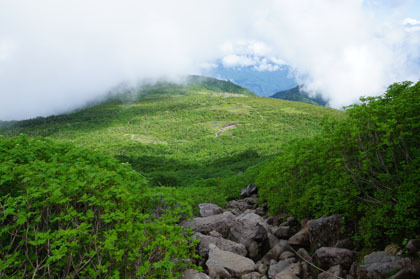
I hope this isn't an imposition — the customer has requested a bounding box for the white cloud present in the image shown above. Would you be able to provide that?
[403,17,420,32]
[255,0,420,107]
[222,54,256,68]
[1,0,420,119]
[0,0,255,120]
[219,40,285,72]
[0,39,17,62]
[403,18,420,25]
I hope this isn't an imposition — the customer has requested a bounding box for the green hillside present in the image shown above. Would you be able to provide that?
[0,76,342,189]
[2,77,420,278]
[271,86,328,106]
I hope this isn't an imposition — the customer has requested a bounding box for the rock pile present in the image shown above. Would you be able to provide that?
[181,185,420,279]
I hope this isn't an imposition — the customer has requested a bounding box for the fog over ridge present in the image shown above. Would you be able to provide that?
[0,0,419,120]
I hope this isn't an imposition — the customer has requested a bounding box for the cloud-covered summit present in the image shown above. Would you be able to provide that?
[1,0,420,120]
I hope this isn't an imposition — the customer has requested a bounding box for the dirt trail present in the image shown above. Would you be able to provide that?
[215,123,238,137]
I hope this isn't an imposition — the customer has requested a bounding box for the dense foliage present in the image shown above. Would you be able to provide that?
[0,136,197,278]
[258,81,420,246]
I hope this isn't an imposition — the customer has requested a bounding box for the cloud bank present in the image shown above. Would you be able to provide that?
[255,0,420,107]
[1,0,420,119]
[0,0,253,120]
[219,41,286,72]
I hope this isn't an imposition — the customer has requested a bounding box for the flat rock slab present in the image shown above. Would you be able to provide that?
[183,269,210,279]
[193,232,247,261]
[288,226,309,247]
[206,244,256,277]
[198,203,223,217]
[181,212,236,238]
[359,251,412,279]
[314,247,354,270]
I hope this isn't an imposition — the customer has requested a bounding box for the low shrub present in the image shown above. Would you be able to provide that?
[0,136,196,278]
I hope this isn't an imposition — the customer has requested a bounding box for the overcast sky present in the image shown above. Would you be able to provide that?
[1,0,420,120]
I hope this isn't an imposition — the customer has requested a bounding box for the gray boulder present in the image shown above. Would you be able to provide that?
[230,213,269,260]
[388,266,420,279]
[183,269,210,279]
[181,212,236,237]
[206,244,256,277]
[335,238,354,250]
[198,203,223,217]
[296,248,312,263]
[192,232,247,265]
[318,265,344,279]
[268,260,293,278]
[257,262,268,275]
[227,198,258,215]
[261,240,292,265]
[359,251,412,279]
[267,232,280,248]
[307,215,342,250]
[314,247,354,270]
[406,239,420,255]
[273,262,303,279]
[274,226,294,239]
[279,251,295,260]
[288,226,309,247]
[242,272,263,279]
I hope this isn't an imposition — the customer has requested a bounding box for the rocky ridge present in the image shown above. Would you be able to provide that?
[181,185,420,279]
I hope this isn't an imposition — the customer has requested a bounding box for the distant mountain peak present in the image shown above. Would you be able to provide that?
[270,86,328,106]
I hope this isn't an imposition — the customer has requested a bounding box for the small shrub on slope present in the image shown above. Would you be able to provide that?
[0,136,196,278]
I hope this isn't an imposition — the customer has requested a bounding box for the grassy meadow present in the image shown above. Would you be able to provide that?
[1,77,343,189]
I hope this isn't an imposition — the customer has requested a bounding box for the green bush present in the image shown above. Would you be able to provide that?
[0,136,196,278]
[258,81,420,246]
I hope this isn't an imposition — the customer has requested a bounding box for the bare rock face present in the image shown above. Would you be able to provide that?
[307,215,342,250]
[230,213,269,260]
[359,251,412,279]
[318,265,344,279]
[314,247,354,270]
[206,244,256,278]
[198,203,223,217]
[181,212,236,238]
[192,232,247,265]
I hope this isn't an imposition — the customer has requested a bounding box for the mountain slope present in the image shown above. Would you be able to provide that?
[271,86,328,106]
[1,76,343,187]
